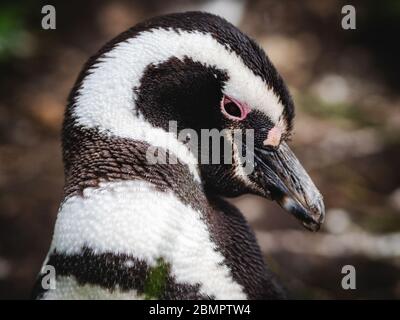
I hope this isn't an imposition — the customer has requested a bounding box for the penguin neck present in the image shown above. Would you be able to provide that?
[62,116,205,200]
[55,121,248,299]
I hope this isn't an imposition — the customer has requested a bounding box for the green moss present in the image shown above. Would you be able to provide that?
[143,258,169,299]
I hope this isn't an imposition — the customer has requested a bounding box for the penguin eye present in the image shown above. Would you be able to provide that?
[220,96,249,121]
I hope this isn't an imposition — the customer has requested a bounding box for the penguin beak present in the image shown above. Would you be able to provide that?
[253,142,325,231]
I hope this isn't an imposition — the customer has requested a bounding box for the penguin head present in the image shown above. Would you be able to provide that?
[68,12,324,231]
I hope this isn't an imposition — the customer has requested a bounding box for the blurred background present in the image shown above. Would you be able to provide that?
[0,0,399,299]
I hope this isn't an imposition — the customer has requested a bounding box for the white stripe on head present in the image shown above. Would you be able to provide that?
[73,28,285,180]
[49,180,246,299]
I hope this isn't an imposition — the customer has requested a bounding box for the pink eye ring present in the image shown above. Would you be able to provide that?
[220,95,250,121]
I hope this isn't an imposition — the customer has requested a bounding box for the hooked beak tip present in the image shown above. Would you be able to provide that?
[253,141,325,232]
[279,195,325,232]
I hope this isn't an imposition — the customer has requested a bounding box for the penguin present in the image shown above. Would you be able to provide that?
[32,12,324,300]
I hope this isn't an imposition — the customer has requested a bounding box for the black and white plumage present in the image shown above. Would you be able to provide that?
[32,12,324,300]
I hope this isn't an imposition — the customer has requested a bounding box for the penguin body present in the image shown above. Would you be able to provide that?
[33,133,283,299]
[33,12,324,300]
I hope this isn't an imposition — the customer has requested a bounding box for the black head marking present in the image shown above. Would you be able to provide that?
[135,56,229,131]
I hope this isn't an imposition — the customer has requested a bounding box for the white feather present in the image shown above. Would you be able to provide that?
[48,180,246,300]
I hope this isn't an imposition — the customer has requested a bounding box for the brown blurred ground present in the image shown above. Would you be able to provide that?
[0,0,399,299]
